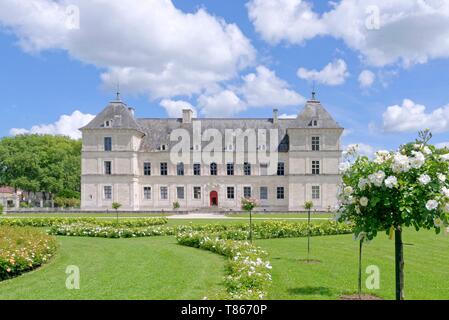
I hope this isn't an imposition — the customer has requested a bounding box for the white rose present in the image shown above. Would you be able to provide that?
[369,171,385,187]
[384,176,398,189]
[359,197,369,207]
[410,151,425,169]
[438,174,446,182]
[418,174,431,185]
[423,146,432,155]
[343,186,353,196]
[358,178,369,191]
[374,150,391,164]
[392,153,410,173]
[426,200,438,211]
[355,205,361,214]
[339,162,351,173]
[434,217,444,228]
[442,187,449,198]
[440,154,449,162]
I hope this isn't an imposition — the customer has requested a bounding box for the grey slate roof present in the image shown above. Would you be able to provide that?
[82,98,342,152]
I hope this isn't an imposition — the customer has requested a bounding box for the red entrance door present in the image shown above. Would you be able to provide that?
[210,191,218,206]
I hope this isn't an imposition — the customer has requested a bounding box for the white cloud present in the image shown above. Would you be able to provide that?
[0,0,255,98]
[160,99,196,118]
[297,59,349,86]
[241,66,305,107]
[382,99,449,133]
[247,0,449,67]
[358,70,375,88]
[279,113,297,119]
[10,110,94,139]
[198,90,246,117]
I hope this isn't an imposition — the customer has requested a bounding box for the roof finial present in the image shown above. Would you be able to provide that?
[115,81,121,101]
[311,80,317,100]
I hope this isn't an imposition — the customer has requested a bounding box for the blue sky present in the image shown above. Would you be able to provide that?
[1,0,449,154]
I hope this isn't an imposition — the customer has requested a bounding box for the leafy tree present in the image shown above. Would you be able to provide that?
[241,198,257,243]
[112,202,122,222]
[0,135,81,201]
[337,130,449,300]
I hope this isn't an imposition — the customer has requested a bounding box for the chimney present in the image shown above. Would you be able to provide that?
[273,108,278,125]
[128,107,135,117]
[182,109,193,124]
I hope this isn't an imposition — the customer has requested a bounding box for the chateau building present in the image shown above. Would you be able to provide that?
[80,94,344,212]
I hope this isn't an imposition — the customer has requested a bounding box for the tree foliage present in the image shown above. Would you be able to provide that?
[0,135,81,199]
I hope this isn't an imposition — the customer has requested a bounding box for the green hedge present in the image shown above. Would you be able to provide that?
[0,217,168,228]
[0,226,57,281]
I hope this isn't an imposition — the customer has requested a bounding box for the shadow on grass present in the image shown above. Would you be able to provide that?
[287,286,334,297]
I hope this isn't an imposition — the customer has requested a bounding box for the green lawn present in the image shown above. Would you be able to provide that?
[0,236,224,300]
[258,228,449,300]
[1,222,448,300]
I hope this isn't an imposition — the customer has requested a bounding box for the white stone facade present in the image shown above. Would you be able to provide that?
[81,97,343,212]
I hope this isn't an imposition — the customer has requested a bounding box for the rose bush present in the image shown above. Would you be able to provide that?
[336,131,449,299]
[0,226,57,281]
[0,217,168,228]
[176,231,272,300]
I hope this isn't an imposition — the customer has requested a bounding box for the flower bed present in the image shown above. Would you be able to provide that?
[176,231,272,300]
[0,217,168,228]
[47,221,352,240]
[0,226,57,281]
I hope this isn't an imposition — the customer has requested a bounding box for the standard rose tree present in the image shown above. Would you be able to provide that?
[337,130,449,300]
[241,198,258,243]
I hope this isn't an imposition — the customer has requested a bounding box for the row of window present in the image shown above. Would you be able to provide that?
[103,161,321,176]
[102,185,321,200]
[103,136,322,152]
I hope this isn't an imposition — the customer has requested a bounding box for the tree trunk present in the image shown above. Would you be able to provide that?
[395,226,405,300]
[307,209,311,260]
[249,210,253,243]
[358,239,363,298]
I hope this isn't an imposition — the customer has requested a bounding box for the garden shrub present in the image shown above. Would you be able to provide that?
[0,226,57,281]
[0,217,168,228]
[0,204,3,215]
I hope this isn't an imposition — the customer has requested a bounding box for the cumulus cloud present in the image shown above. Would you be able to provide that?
[0,0,255,98]
[197,90,246,117]
[10,110,95,139]
[247,0,449,67]
[358,70,375,88]
[160,99,197,118]
[382,99,449,133]
[297,59,349,86]
[241,66,305,107]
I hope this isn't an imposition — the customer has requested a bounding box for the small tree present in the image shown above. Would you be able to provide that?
[112,202,122,223]
[241,198,258,243]
[173,201,180,210]
[337,130,449,300]
[304,201,314,260]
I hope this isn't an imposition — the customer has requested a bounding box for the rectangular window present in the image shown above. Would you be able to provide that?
[210,163,217,176]
[312,160,320,175]
[277,162,285,176]
[277,187,284,200]
[177,163,184,176]
[193,163,201,176]
[312,136,320,151]
[160,186,168,200]
[227,187,235,199]
[243,186,251,199]
[177,186,185,200]
[160,163,168,176]
[193,187,201,200]
[143,162,151,176]
[104,186,112,200]
[260,163,268,176]
[312,186,320,200]
[227,163,234,176]
[104,161,112,175]
[260,187,268,200]
[104,137,112,151]
[244,162,251,176]
[143,187,152,200]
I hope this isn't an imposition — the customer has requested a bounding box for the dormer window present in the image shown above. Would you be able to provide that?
[104,119,113,128]
[308,119,318,127]
[159,144,167,151]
